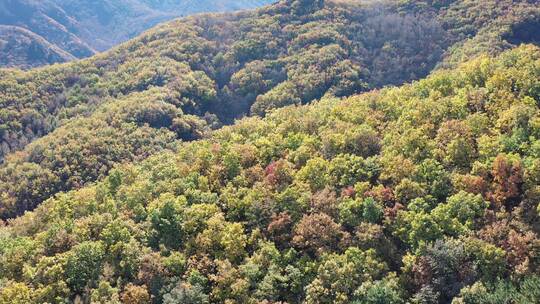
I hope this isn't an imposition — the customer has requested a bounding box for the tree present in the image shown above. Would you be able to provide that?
[410,239,477,303]
[431,191,488,237]
[65,241,105,293]
[137,253,166,301]
[291,0,325,15]
[352,273,405,304]
[435,120,476,169]
[251,82,301,116]
[121,284,150,304]
[265,159,295,190]
[267,212,294,248]
[90,281,120,304]
[310,187,339,217]
[340,197,384,228]
[305,248,387,304]
[414,159,452,200]
[453,276,540,304]
[0,281,33,304]
[394,178,426,204]
[394,209,442,249]
[292,213,347,256]
[195,213,248,263]
[296,158,330,192]
[148,194,187,250]
[490,154,523,209]
[162,282,209,304]
[328,154,378,188]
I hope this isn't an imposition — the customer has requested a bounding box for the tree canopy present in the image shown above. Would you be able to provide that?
[1,44,539,303]
[1,0,538,220]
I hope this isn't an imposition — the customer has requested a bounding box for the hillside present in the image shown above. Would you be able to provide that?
[0,0,538,219]
[0,25,76,68]
[0,0,275,68]
[0,0,96,63]
[1,44,539,303]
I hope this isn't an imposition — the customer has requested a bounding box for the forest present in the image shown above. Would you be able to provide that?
[0,0,540,303]
[1,43,540,303]
[1,0,538,220]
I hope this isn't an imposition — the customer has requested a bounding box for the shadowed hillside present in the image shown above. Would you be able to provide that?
[0,25,76,68]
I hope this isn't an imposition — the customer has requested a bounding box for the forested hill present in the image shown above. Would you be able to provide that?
[1,44,539,303]
[0,0,275,68]
[0,0,539,220]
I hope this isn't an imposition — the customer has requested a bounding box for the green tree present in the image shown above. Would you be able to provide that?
[431,191,488,236]
[65,241,105,293]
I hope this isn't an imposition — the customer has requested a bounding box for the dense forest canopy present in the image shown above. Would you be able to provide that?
[1,44,539,303]
[1,1,540,302]
[1,0,538,220]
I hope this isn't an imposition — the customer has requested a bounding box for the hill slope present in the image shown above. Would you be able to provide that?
[0,0,97,62]
[0,0,538,219]
[1,44,539,304]
[0,0,275,68]
[0,25,76,68]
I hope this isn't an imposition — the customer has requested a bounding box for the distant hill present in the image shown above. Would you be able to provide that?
[0,0,275,68]
[0,25,76,68]
[0,0,97,61]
